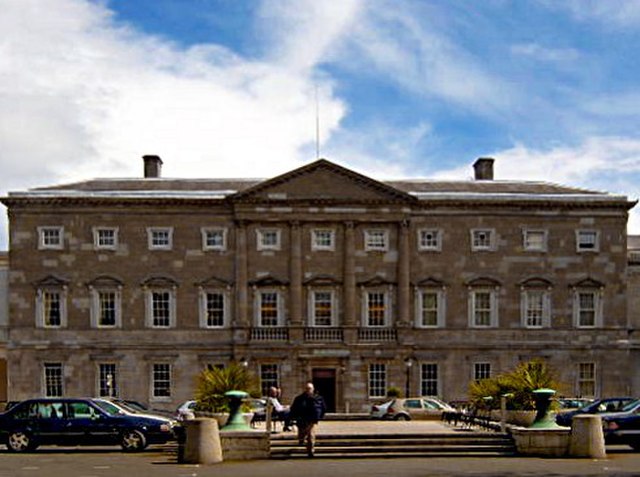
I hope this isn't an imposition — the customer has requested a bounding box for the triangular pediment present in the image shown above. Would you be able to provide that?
[231,159,416,204]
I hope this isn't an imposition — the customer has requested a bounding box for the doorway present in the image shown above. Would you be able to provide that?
[312,368,336,412]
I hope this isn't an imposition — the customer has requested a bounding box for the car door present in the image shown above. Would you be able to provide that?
[403,399,424,419]
[421,399,443,420]
[65,400,115,445]
[32,401,67,445]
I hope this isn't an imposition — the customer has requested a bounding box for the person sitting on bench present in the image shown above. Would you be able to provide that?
[267,386,292,431]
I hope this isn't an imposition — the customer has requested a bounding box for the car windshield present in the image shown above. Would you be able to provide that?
[92,400,124,416]
[620,399,640,413]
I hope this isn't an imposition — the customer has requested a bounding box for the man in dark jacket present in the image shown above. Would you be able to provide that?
[289,382,326,457]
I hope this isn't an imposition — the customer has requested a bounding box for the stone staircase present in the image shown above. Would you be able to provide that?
[270,432,517,459]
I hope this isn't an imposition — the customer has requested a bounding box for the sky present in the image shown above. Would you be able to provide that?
[1,0,640,250]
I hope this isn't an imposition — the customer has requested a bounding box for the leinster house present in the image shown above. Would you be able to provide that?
[1,156,638,412]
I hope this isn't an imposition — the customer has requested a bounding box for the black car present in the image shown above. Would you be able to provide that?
[555,397,636,427]
[601,399,640,451]
[0,398,176,452]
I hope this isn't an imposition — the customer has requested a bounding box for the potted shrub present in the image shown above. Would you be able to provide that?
[194,362,260,427]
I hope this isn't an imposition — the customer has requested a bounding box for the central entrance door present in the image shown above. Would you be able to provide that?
[311,368,336,412]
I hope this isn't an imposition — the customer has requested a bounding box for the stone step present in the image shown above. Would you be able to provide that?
[270,438,515,447]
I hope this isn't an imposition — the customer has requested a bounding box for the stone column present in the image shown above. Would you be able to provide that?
[343,222,356,327]
[235,221,249,327]
[397,220,411,327]
[289,221,303,326]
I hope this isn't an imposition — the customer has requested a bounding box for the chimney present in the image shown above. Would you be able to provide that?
[143,155,163,178]
[473,157,494,181]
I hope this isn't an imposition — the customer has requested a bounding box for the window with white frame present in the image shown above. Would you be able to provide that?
[147,227,173,250]
[38,226,64,250]
[576,230,599,252]
[36,289,67,328]
[364,229,388,251]
[574,290,601,328]
[474,362,491,381]
[93,227,118,250]
[471,229,495,251]
[201,227,227,251]
[91,288,121,328]
[98,363,117,397]
[469,289,497,327]
[310,290,334,326]
[577,362,596,397]
[311,229,335,251]
[152,363,172,399]
[523,229,547,251]
[416,289,445,327]
[521,289,550,328]
[199,289,227,328]
[145,289,176,328]
[417,229,442,251]
[259,364,279,397]
[257,229,281,251]
[364,290,389,327]
[420,363,439,396]
[256,290,281,327]
[43,363,63,397]
[368,363,387,398]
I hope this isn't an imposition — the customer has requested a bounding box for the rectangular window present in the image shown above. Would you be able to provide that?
[471,229,494,251]
[524,290,545,328]
[257,229,281,251]
[523,230,546,251]
[38,226,64,250]
[418,229,441,251]
[419,291,439,327]
[43,291,62,327]
[577,291,596,327]
[93,227,118,250]
[471,291,494,327]
[368,363,387,398]
[259,364,279,397]
[152,363,171,398]
[366,292,386,327]
[576,230,599,252]
[259,291,279,327]
[147,227,173,250]
[364,230,388,251]
[205,292,225,327]
[97,291,117,327]
[98,363,117,397]
[201,228,227,251]
[578,362,596,397]
[474,362,491,381]
[152,291,172,327]
[312,291,333,326]
[43,363,63,397]
[311,229,335,251]
[420,363,439,396]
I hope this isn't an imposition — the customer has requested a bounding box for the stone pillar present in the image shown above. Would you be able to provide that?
[397,220,411,327]
[343,222,356,327]
[289,221,303,326]
[569,415,606,458]
[183,418,223,464]
[235,222,249,327]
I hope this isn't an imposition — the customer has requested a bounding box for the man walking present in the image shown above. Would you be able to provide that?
[289,382,326,457]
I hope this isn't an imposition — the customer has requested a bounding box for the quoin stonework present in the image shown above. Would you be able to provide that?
[1,156,638,412]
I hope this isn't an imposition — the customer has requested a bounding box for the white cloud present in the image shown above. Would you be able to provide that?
[433,136,640,233]
[510,43,580,62]
[541,0,640,28]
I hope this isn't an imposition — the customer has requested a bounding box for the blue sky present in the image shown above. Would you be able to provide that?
[1,0,640,249]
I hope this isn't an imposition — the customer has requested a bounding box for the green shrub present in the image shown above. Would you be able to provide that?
[386,386,403,398]
[194,362,260,413]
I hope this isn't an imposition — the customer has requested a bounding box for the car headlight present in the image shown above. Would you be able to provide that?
[160,424,172,432]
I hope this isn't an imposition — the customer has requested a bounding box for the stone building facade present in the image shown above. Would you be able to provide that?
[1,157,637,412]
[0,252,7,401]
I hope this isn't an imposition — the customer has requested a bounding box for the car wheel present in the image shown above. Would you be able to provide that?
[394,414,411,421]
[7,431,35,452]
[120,430,147,452]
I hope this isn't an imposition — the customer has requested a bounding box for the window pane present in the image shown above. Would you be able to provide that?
[474,292,492,326]
[97,229,116,247]
[474,362,491,381]
[260,292,278,326]
[368,364,386,398]
[44,363,63,397]
[525,290,544,327]
[578,292,596,327]
[313,291,332,326]
[578,363,596,397]
[152,363,171,397]
[43,291,62,327]
[421,292,438,326]
[260,364,279,397]
[205,230,224,248]
[205,292,225,327]
[99,291,117,326]
[152,291,171,327]
[421,363,438,396]
[367,292,386,326]
[99,363,117,397]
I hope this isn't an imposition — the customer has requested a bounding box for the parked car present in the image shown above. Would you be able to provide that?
[175,400,197,421]
[600,399,640,451]
[0,398,176,452]
[555,397,636,427]
[383,397,456,421]
[556,397,595,411]
[370,400,394,419]
[107,398,175,419]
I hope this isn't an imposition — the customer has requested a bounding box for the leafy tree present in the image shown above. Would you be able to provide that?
[468,359,562,410]
[194,362,260,413]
